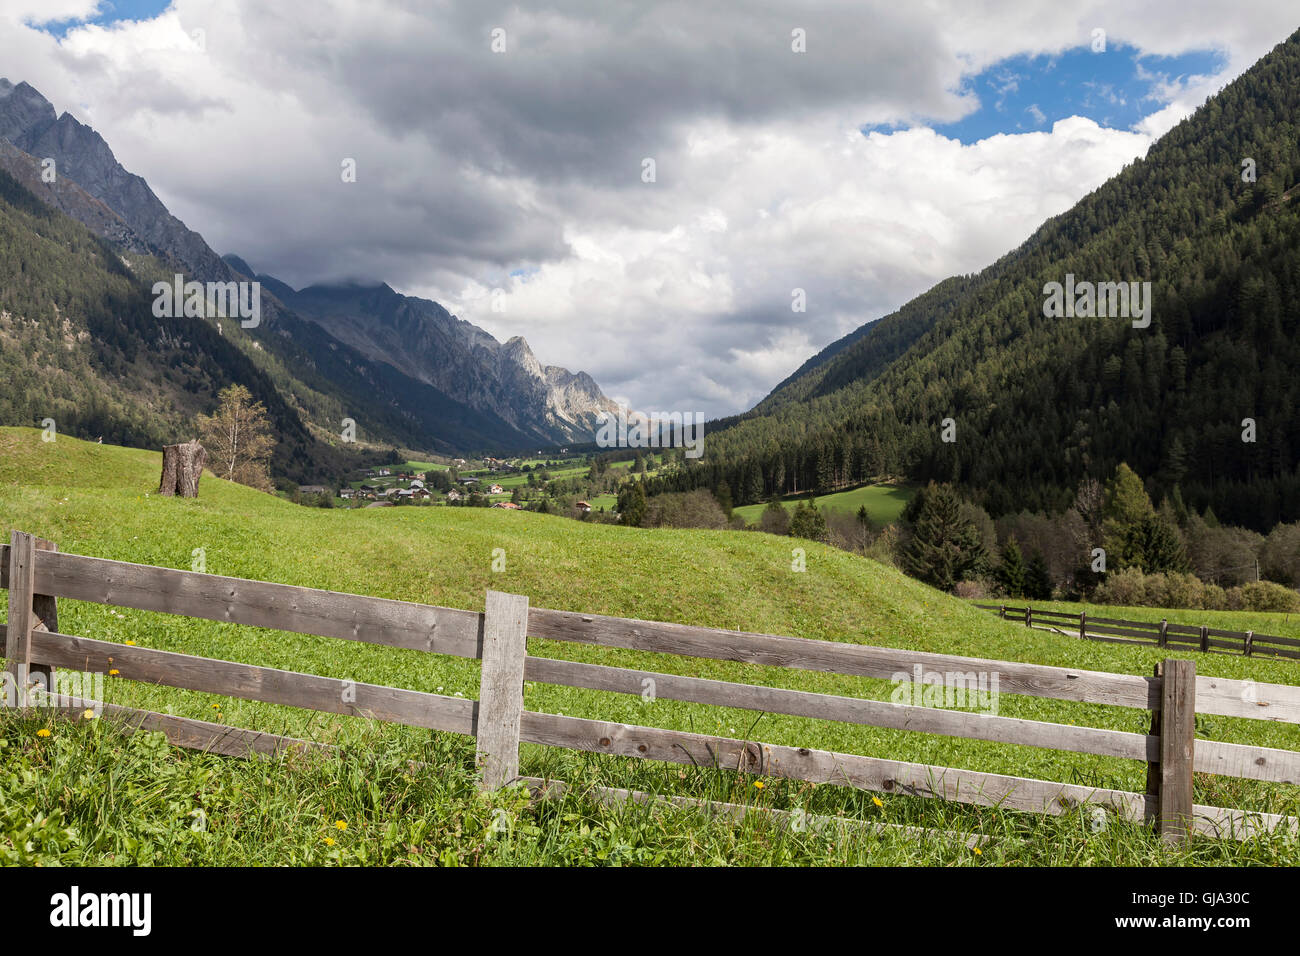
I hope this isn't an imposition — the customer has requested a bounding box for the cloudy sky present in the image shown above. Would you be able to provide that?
[2,1,1297,416]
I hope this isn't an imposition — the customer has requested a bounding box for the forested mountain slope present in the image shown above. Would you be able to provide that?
[0,166,324,473]
[697,28,1300,531]
[0,78,615,464]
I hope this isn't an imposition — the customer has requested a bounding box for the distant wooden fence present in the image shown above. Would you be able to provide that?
[3,530,1299,846]
[976,604,1300,661]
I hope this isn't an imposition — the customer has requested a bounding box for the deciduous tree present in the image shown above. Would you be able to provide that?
[196,384,276,491]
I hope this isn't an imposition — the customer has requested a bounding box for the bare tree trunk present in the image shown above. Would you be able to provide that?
[159,440,207,497]
[158,445,179,496]
[178,440,207,497]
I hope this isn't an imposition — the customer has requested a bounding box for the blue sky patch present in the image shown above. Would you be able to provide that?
[31,1,172,37]
[872,42,1225,143]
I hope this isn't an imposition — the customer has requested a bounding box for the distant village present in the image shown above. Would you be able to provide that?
[289,452,608,513]
[302,457,515,508]
[282,446,668,522]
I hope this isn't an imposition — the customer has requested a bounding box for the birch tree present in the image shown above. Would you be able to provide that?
[197,384,275,491]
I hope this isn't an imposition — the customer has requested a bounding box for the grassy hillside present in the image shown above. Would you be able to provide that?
[732,483,913,526]
[2,428,1298,863]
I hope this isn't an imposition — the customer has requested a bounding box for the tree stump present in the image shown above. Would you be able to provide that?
[159,440,207,497]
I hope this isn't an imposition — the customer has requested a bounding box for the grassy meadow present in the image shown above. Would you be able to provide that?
[731,482,914,526]
[1,427,1298,864]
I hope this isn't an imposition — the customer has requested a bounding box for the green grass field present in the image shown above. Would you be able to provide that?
[1,428,1297,865]
[491,464,591,489]
[732,482,914,526]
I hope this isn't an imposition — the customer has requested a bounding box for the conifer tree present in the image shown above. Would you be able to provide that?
[901,482,986,592]
[617,481,647,527]
[790,499,828,542]
[1025,550,1054,600]
[1103,462,1155,568]
[997,536,1027,598]
[1131,514,1192,574]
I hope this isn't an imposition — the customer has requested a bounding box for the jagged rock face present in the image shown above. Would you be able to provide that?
[0,77,619,447]
[0,79,53,143]
[544,367,616,435]
[0,139,147,251]
[278,281,618,443]
[0,79,230,279]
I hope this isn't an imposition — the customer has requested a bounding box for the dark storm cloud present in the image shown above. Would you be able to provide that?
[232,0,968,188]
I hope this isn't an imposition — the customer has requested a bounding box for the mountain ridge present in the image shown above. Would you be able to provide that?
[0,77,617,452]
[222,260,618,444]
[680,28,1300,532]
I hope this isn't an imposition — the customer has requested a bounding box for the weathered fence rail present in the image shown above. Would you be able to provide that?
[4,531,1299,846]
[977,603,1300,661]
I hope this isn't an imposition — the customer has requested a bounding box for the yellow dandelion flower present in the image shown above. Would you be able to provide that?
[125,640,136,646]
[324,837,336,846]
[211,704,220,709]
[973,846,983,856]
[753,781,765,790]
[108,669,120,676]
[335,820,348,831]
[82,709,97,719]
[36,728,51,738]
[871,796,883,807]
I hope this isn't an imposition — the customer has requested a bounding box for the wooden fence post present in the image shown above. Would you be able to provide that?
[1199,625,1209,654]
[1025,606,1032,629]
[3,531,58,708]
[1158,619,1168,648]
[1143,662,1161,827]
[1156,658,1196,844]
[476,590,529,789]
[1079,611,1086,640]
[1244,630,1254,657]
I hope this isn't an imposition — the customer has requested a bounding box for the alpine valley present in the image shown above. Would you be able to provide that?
[0,77,617,483]
[666,28,1300,533]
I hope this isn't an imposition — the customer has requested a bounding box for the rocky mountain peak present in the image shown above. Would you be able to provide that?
[1,76,621,449]
[0,79,56,143]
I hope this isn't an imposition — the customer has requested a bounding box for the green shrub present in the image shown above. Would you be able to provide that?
[1093,568,1248,611]
[1239,580,1300,612]
[1201,582,1227,611]
[864,524,900,567]
[1095,567,1146,606]
[953,579,988,600]
[1155,572,1205,610]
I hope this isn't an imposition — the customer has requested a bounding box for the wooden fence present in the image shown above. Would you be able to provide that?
[3,530,1299,846]
[977,603,1300,661]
